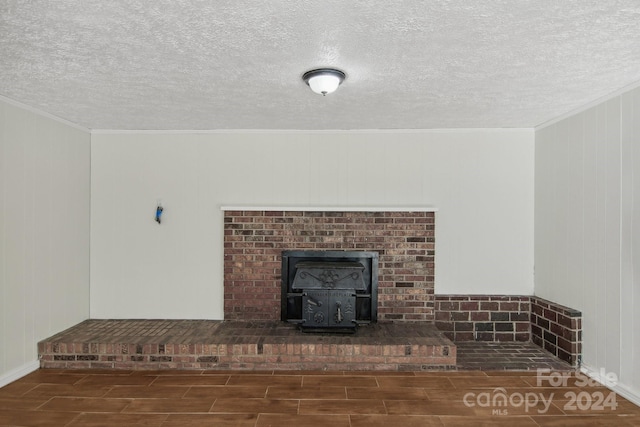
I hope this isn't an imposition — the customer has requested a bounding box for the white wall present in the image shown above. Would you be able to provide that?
[0,98,90,385]
[90,129,534,319]
[535,86,640,401]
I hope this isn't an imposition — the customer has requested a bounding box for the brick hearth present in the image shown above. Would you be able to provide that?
[38,320,456,371]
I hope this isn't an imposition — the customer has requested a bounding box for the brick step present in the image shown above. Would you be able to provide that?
[38,320,456,371]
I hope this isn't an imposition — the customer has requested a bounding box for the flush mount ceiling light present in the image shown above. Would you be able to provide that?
[302,68,346,96]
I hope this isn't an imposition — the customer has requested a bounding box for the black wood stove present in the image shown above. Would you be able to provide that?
[281,250,378,332]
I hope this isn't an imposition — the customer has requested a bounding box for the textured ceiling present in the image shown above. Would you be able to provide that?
[1,1,640,130]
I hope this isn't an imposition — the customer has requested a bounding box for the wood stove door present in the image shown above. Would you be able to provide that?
[302,290,329,327]
[329,290,356,327]
[302,290,356,328]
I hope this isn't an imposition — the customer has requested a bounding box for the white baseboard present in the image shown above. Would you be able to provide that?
[580,364,640,407]
[0,360,40,388]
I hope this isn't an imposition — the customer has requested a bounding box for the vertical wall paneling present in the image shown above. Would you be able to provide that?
[592,104,606,367]
[0,101,6,375]
[633,88,640,392]
[582,106,599,366]
[604,99,621,378]
[620,91,635,386]
[0,99,90,385]
[535,85,640,402]
[565,114,584,311]
[533,124,554,300]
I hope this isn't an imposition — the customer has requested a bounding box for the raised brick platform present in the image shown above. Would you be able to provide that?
[38,320,456,371]
[434,295,582,367]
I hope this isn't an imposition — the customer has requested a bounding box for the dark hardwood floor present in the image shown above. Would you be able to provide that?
[1,369,639,426]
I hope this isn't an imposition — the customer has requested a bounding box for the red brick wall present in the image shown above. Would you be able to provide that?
[434,295,531,342]
[435,294,582,367]
[531,296,582,367]
[223,210,435,322]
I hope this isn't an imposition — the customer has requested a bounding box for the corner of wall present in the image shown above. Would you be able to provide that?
[0,360,40,388]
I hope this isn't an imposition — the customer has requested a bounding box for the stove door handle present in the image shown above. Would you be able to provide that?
[335,301,343,323]
[304,294,322,307]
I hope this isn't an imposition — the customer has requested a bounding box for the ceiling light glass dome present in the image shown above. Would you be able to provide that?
[302,68,346,96]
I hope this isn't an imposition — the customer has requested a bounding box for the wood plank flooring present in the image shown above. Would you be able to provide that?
[1,369,639,426]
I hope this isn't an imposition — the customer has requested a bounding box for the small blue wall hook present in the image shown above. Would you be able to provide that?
[155,204,164,224]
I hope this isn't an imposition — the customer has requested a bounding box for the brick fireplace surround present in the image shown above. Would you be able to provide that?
[223,208,436,323]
